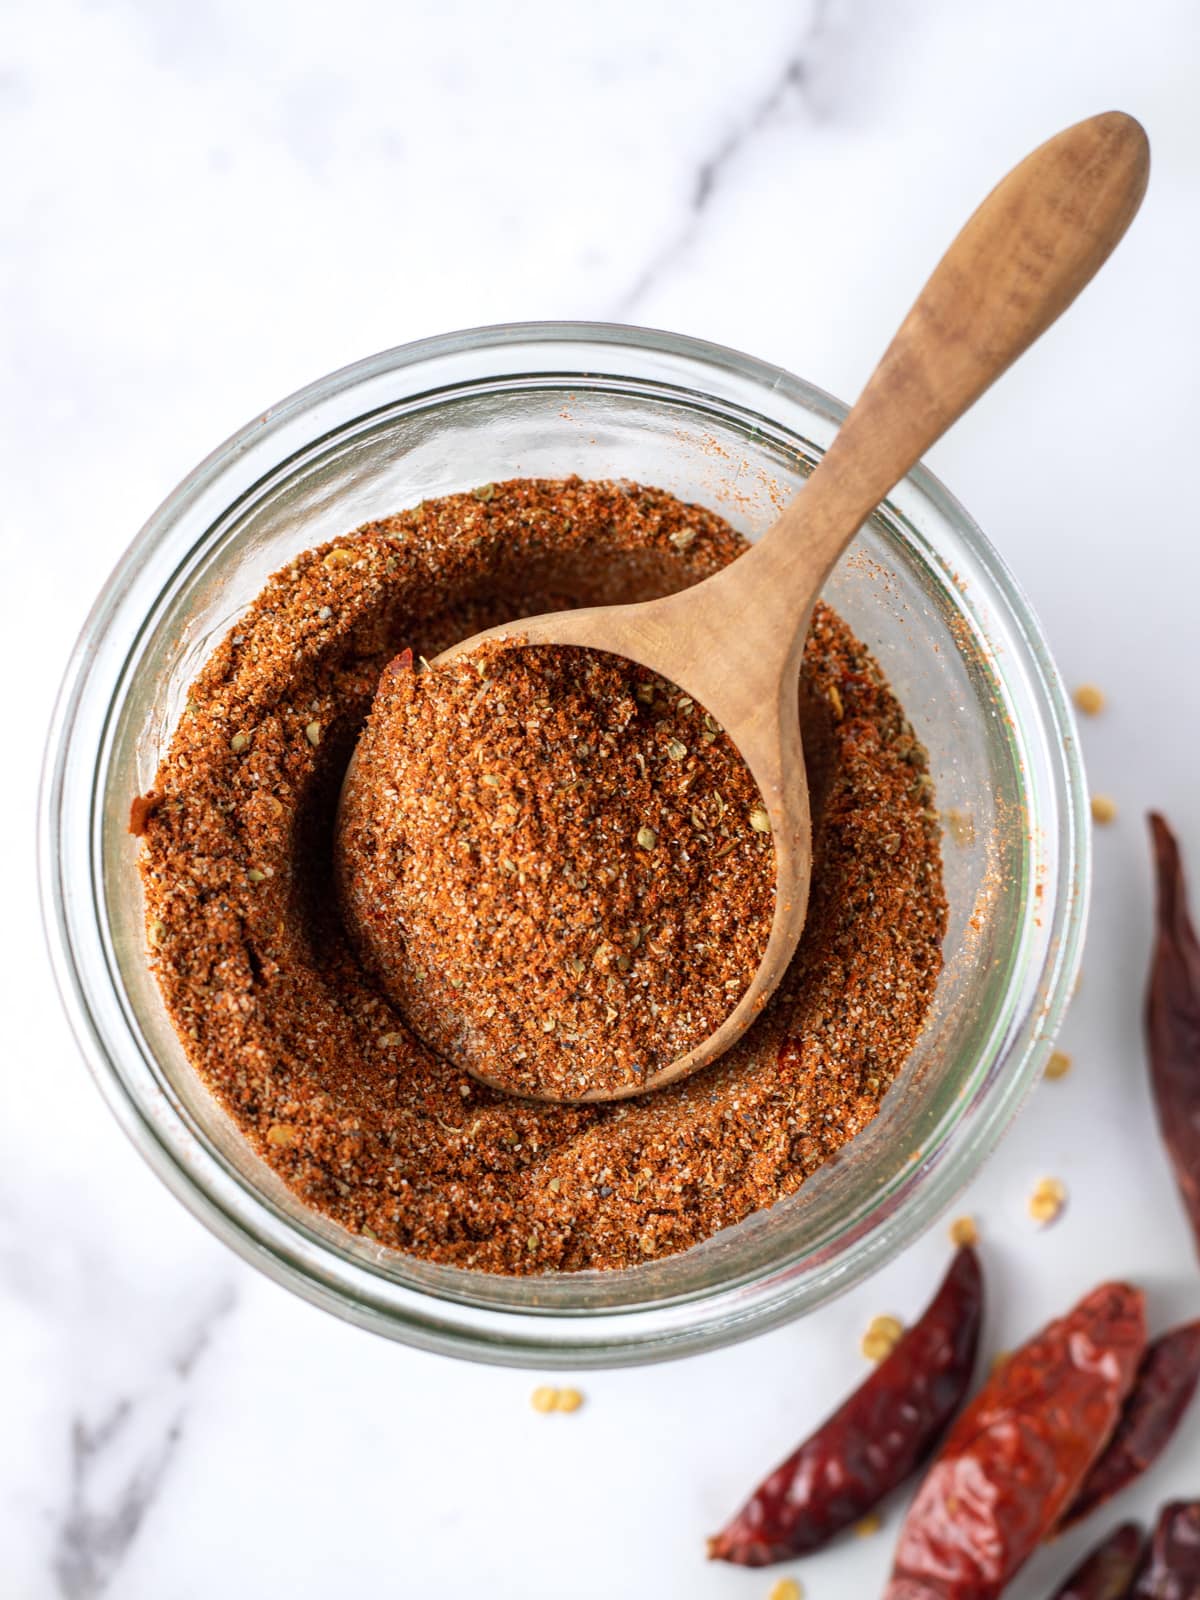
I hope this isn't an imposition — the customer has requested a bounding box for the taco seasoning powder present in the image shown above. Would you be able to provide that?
[131,477,946,1275]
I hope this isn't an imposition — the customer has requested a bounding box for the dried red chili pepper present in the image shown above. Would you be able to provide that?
[1050,1522,1145,1600]
[1130,1501,1200,1598]
[1146,814,1200,1262]
[884,1281,1147,1600]
[1062,1321,1200,1531]
[707,1246,982,1567]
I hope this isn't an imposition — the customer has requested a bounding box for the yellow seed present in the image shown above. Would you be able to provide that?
[991,1349,1012,1376]
[247,867,266,882]
[305,720,323,747]
[323,546,355,569]
[1045,1049,1072,1081]
[855,1511,883,1537]
[556,1387,584,1413]
[949,1215,978,1247]
[266,1123,297,1147]
[148,919,166,948]
[828,683,844,720]
[636,825,658,850]
[1028,1176,1067,1225]
[768,1580,803,1600]
[1091,794,1117,825]
[861,1314,905,1363]
[1074,683,1106,716]
[666,739,688,762]
[530,1386,558,1413]
[749,806,772,834]
[230,730,250,753]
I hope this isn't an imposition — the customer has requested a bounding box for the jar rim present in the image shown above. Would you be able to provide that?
[38,321,1089,1367]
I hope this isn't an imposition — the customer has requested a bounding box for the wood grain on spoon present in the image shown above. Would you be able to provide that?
[349,111,1149,1102]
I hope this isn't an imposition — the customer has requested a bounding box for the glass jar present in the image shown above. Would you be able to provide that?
[40,322,1088,1366]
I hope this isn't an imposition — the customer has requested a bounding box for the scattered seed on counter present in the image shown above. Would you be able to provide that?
[1091,794,1118,824]
[767,1579,802,1600]
[1045,1049,1072,1081]
[1028,1176,1068,1226]
[949,1215,978,1247]
[530,1385,585,1414]
[855,1511,883,1538]
[1073,683,1106,716]
[861,1314,905,1363]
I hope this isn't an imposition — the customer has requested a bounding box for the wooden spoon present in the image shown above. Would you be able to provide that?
[348,110,1148,1103]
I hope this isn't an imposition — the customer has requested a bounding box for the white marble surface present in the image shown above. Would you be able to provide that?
[5,2,1200,1595]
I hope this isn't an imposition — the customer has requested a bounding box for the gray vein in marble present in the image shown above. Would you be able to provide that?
[51,1285,236,1599]
[54,1405,180,1600]
[614,0,831,317]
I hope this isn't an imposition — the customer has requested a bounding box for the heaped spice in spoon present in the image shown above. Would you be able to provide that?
[336,640,776,1100]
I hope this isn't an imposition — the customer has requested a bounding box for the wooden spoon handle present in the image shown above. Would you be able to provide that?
[761,110,1149,595]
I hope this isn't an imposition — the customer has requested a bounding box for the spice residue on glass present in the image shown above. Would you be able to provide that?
[336,639,776,1100]
[130,478,946,1274]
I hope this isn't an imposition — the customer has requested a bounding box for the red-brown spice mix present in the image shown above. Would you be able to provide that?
[336,640,776,1100]
[133,477,946,1274]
